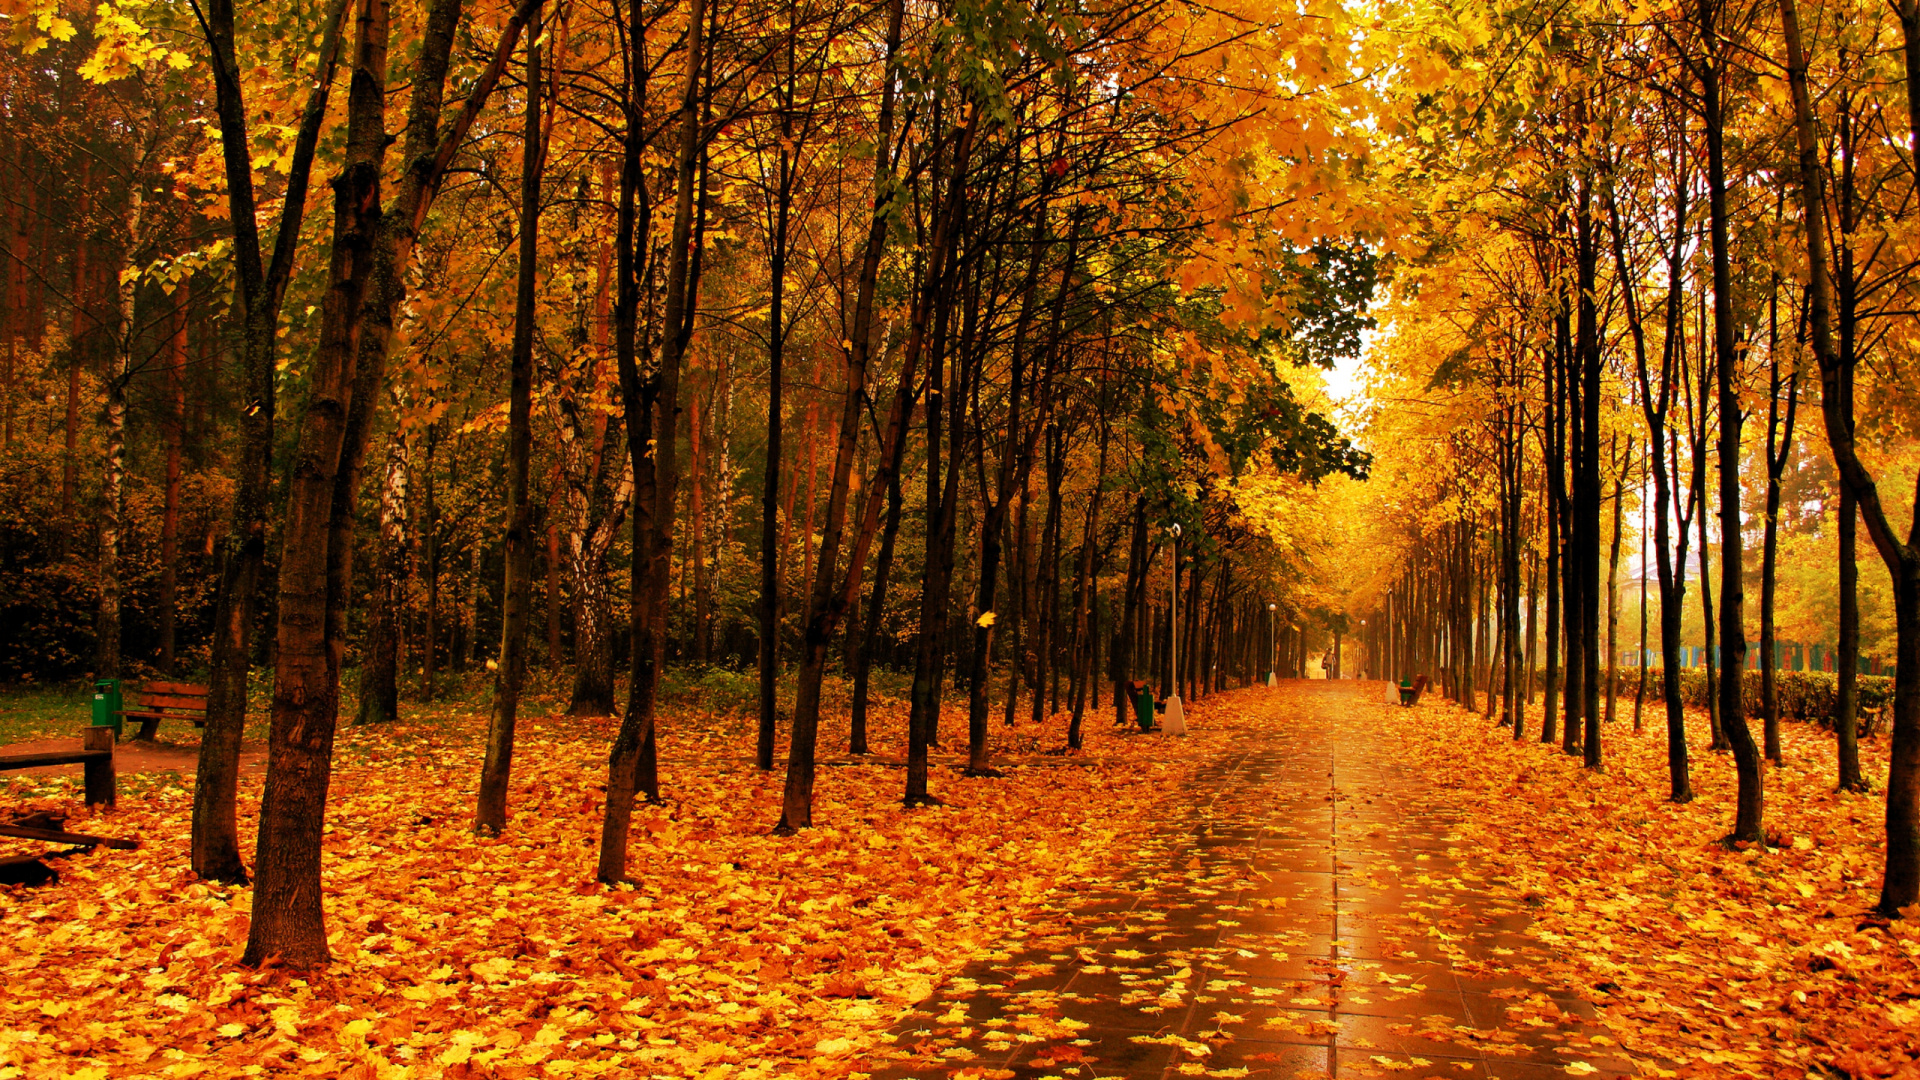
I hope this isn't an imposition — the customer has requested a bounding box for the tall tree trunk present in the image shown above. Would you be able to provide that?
[476,16,542,835]
[193,0,349,886]
[424,424,440,699]
[1792,0,1920,914]
[1114,497,1149,725]
[1604,439,1627,732]
[544,506,561,671]
[1761,282,1797,765]
[602,0,710,879]
[1838,486,1865,786]
[1834,118,1866,791]
[98,191,142,684]
[1700,0,1762,836]
[60,170,89,557]
[1627,159,1693,801]
[849,468,903,755]
[775,0,938,831]
[1031,424,1063,723]
[159,299,187,676]
[1542,308,1562,746]
[907,244,965,806]
[1004,470,1031,726]
[757,130,790,767]
[562,417,629,716]
[690,392,710,665]
[1694,313,1725,751]
[963,200,1069,773]
[247,0,536,965]
[1637,457,1649,734]
[1578,173,1604,767]
[1066,423,1107,750]
[245,0,396,966]
[355,431,410,724]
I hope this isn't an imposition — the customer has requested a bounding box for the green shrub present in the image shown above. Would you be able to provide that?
[1611,666,1892,724]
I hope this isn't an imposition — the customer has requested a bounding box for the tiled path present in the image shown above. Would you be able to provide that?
[869,681,1640,1080]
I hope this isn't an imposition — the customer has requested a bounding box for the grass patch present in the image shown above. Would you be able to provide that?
[0,683,92,745]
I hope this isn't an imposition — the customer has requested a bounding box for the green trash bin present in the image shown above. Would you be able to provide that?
[92,678,123,738]
[1133,681,1156,732]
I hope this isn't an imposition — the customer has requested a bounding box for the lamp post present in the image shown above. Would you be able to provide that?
[1164,523,1186,735]
[1267,602,1278,686]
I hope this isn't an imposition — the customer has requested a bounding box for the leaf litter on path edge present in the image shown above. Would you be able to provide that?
[0,688,1240,1079]
[1388,694,1917,1080]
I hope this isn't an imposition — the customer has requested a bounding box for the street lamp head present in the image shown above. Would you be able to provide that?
[1168,522,1182,538]
[1267,603,1276,611]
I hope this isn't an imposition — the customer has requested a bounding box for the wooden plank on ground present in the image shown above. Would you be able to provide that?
[0,824,138,850]
[0,750,110,770]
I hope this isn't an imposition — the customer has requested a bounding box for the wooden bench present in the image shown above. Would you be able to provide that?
[120,681,209,742]
[0,727,115,807]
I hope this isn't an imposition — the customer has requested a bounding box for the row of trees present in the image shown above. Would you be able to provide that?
[1338,0,1918,915]
[0,0,1399,967]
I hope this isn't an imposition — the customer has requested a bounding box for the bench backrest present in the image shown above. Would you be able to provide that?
[130,682,210,713]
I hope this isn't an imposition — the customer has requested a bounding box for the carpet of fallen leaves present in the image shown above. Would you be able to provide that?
[1392,694,1920,1080]
[0,686,1251,1080]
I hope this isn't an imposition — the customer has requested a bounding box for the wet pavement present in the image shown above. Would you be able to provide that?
[866,681,1640,1080]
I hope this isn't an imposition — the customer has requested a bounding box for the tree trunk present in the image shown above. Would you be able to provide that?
[1795,0,1920,914]
[159,300,186,676]
[1114,498,1149,725]
[424,425,440,699]
[1004,470,1031,726]
[601,0,709,880]
[1838,486,1865,787]
[60,170,89,557]
[1031,424,1063,724]
[1066,423,1107,750]
[97,191,142,684]
[1619,157,1694,802]
[1700,0,1762,836]
[544,506,561,671]
[245,0,395,968]
[849,468,903,755]
[355,432,410,724]
[1604,440,1626,733]
[1636,460,1649,735]
[1541,313,1562,746]
[1695,357,1724,751]
[775,0,932,830]
[193,0,349,886]
[1761,292,1797,765]
[476,16,542,835]
[247,0,536,965]
[756,142,789,767]
[1577,172,1604,768]
[963,200,1068,772]
[690,392,710,665]
[907,250,965,806]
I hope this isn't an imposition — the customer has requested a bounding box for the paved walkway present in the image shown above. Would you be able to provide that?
[871,681,1639,1080]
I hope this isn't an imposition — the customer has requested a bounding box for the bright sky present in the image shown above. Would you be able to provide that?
[1325,327,1376,432]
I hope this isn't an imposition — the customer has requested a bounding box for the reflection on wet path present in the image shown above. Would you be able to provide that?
[867,682,1638,1080]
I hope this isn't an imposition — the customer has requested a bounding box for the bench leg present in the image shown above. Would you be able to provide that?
[132,717,160,742]
[82,727,116,808]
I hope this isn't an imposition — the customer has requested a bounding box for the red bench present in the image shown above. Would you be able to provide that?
[121,681,210,742]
